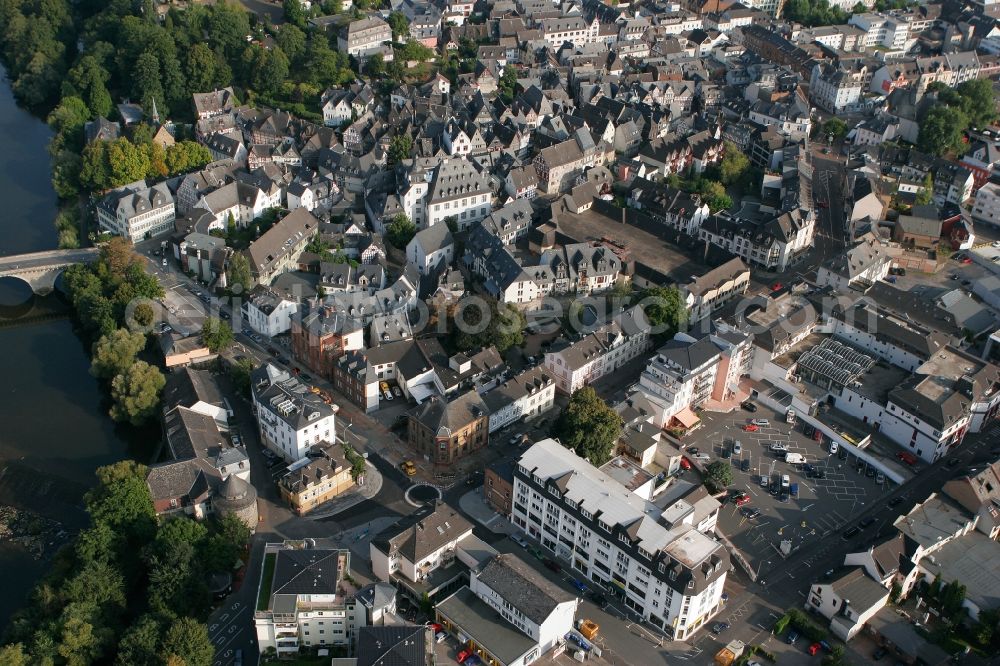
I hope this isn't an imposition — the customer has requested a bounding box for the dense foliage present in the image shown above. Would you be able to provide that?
[918,80,998,157]
[638,285,688,340]
[781,0,848,27]
[552,387,623,466]
[0,461,250,664]
[452,296,526,354]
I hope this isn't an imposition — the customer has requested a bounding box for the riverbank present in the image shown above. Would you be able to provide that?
[0,504,71,559]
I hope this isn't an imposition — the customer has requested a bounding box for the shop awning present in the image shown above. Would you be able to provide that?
[672,407,700,429]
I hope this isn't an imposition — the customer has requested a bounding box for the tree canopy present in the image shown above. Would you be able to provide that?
[110,360,165,425]
[639,285,688,340]
[552,387,623,466]
[385,214,417,248]
[201,317,234,353]
[452,297,526,354]
[91,329,147,380]
[704,461,733,491]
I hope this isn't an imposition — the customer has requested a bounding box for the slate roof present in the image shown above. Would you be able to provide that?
[410,390,488,437]
[475,554,575,624]
[370,501,473,563]
[356,625,431,666]
[270,548,344,609]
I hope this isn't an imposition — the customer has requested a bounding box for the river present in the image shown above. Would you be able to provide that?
[0,68,149,629]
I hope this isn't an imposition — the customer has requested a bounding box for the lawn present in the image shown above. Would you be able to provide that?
[257,552,276,611]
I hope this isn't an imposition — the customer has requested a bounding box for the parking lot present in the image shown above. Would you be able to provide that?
[697,403,893,569]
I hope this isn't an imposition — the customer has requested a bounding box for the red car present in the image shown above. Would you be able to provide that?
[457,650,472,663]
[680,457,692,470]
[897,451,918,466]
[742,424,759,432]
[808,642,821,656]
[735,496,751,507]
[428,623,443,633]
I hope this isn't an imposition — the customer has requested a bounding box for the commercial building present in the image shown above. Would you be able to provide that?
[242,287,299,338]
[245,208,320,284]
[291,300,365,381]
[511,439,730,640]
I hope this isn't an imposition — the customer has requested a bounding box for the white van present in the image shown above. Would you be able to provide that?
[785,452,805,464]
[828,442,839,455]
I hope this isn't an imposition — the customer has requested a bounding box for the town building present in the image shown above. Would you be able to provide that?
[407,390,489,465]
[510,439,730,640]
[243,287,299,338]
[544,306,652,394]
[96,181,176,242]
[338,16,392,58]
[682,258,750,323]
[278,442,356,515]
[483,366,556,433]
[291,300,365,380]
[251,363,338,462]
[245,208,320,284]
[436,554,579,666]
[254,542,363,655]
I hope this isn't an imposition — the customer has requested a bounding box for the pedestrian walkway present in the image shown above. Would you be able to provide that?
[458,489,515,535]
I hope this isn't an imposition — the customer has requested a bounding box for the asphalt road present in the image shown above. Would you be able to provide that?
[0,247,99,271]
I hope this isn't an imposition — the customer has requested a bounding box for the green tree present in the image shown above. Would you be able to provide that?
[85,460,155,537]
[639,285,687,340]
[57,616,101,666]
[107,137,152,186]
[918,105,968,157]
[956,79,998,129]
[0,644,30,665]
[201,317,234,352]
[398,39,433,62]
[66,55,113,119]
[47,95,91,152]
[704,460,733,491]
[552,387,623,466]
[165,140,213,176]
[388,134,413,164]
[115,615,163,666]
[51,149,83,199]
[385,213,417,248]
[161,618,215,666]
[80,140,112,191]
[915,172,934,206]
[822,117,848,142]
[388,11,409,39]
[498,64,517,105]
[719,141,750,186]
[276,23,307,65]
[229,356,256,397]
[702,180,732,212]
[453,297,526,353]
[110,360,165,425]
[283,0,306,27]
[91,329,147,380]
[227,253,254,293]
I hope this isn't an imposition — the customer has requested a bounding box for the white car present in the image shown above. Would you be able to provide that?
[992,241,1000,249]
[511,533,529,548]
[732,441,742,456]
[693,453,711,461]
[753,419,770,427]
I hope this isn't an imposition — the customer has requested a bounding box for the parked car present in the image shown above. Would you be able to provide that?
[828,441,839,455]
[742,424,759,432]
[876,472,886,484]
[300,373,312,382]
[543,558,561,573]
[693,453,711,461]
[687,447,700,455]
[735,495,751,507]
[529,546,545,560]
[399,460,417,476]
[511,533,529,548]
[740,458,751,472]
[872,648,887,660]
[741,400,758,412]
[859,516,876,529]
[712,622,730,634]
[435,631,447,644]
[732,441,742,456]
[393,386,403,398]
[842,526,860,540]
[896,451,918,466]
[786,630,799,645]
[888,496,903,508]
[741,507,761,520]
[753,419,770,427]
[680,457,692,470]
[571,579,587,593]
[589,592,608,608]
[808,642,821,656]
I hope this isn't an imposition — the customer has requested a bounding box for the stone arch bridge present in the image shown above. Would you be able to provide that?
[0,248,100,295]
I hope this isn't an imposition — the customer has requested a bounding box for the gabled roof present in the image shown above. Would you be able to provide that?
[371,501,473,563]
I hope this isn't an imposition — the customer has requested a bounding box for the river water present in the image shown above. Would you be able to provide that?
[0,68,149,629]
